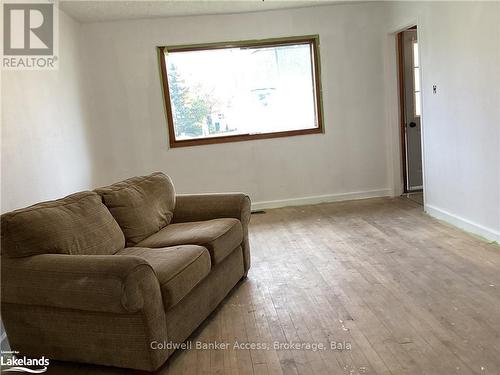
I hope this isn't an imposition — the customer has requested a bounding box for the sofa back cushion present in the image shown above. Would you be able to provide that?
[1,192,125,258]
[95,172,176,246]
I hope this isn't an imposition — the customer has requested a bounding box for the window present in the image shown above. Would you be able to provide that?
[158,36,324,147]
[412,40,421,117]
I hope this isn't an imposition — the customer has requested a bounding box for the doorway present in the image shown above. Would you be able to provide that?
[397,26,423,195]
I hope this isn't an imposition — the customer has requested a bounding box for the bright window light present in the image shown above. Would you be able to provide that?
[159,36,323,147]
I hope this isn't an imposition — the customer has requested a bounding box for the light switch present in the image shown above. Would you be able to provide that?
[432,85,437,94]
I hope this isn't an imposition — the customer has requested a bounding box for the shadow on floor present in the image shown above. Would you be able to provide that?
[403,191,423,205]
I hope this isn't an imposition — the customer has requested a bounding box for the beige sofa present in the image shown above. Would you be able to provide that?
[0,172,251,371]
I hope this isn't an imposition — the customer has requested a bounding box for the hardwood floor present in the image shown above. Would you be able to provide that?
[47,197,500,375]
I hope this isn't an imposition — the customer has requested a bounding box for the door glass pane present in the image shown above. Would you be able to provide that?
[413,41,419,67]
[414,67,420,91]
[415,91,421,117]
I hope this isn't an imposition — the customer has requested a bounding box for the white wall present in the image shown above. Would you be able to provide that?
[383,2,500,241]
[1,11,93,212]
[2,2,499,243]
[79,3,393,207]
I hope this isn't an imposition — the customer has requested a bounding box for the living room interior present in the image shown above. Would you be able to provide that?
[1,1,499,374]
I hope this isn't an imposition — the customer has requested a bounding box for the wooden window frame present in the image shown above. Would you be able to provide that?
[157,35,324,148]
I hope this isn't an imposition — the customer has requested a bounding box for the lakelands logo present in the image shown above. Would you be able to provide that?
[0,352,49,373]
[2,0,58,69]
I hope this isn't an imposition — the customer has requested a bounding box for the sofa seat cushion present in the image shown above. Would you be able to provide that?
[1,192,125,258]
[116,245,211,310]
[136,219,242,266]
[95,172,176,247]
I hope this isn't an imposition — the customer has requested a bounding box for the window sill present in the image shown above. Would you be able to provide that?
[168,127,324,148]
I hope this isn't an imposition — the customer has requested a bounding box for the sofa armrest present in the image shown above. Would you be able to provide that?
[1,254,162,314]
[173,193,251,273]
[173,193,251,223]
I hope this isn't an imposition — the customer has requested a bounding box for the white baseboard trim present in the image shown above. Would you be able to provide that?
[425,204,500,243]
[252,189,392,211]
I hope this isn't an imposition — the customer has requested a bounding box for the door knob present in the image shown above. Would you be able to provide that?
[409,122,417,128]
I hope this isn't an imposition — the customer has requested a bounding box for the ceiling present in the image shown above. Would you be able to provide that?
[60,0,351,23]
